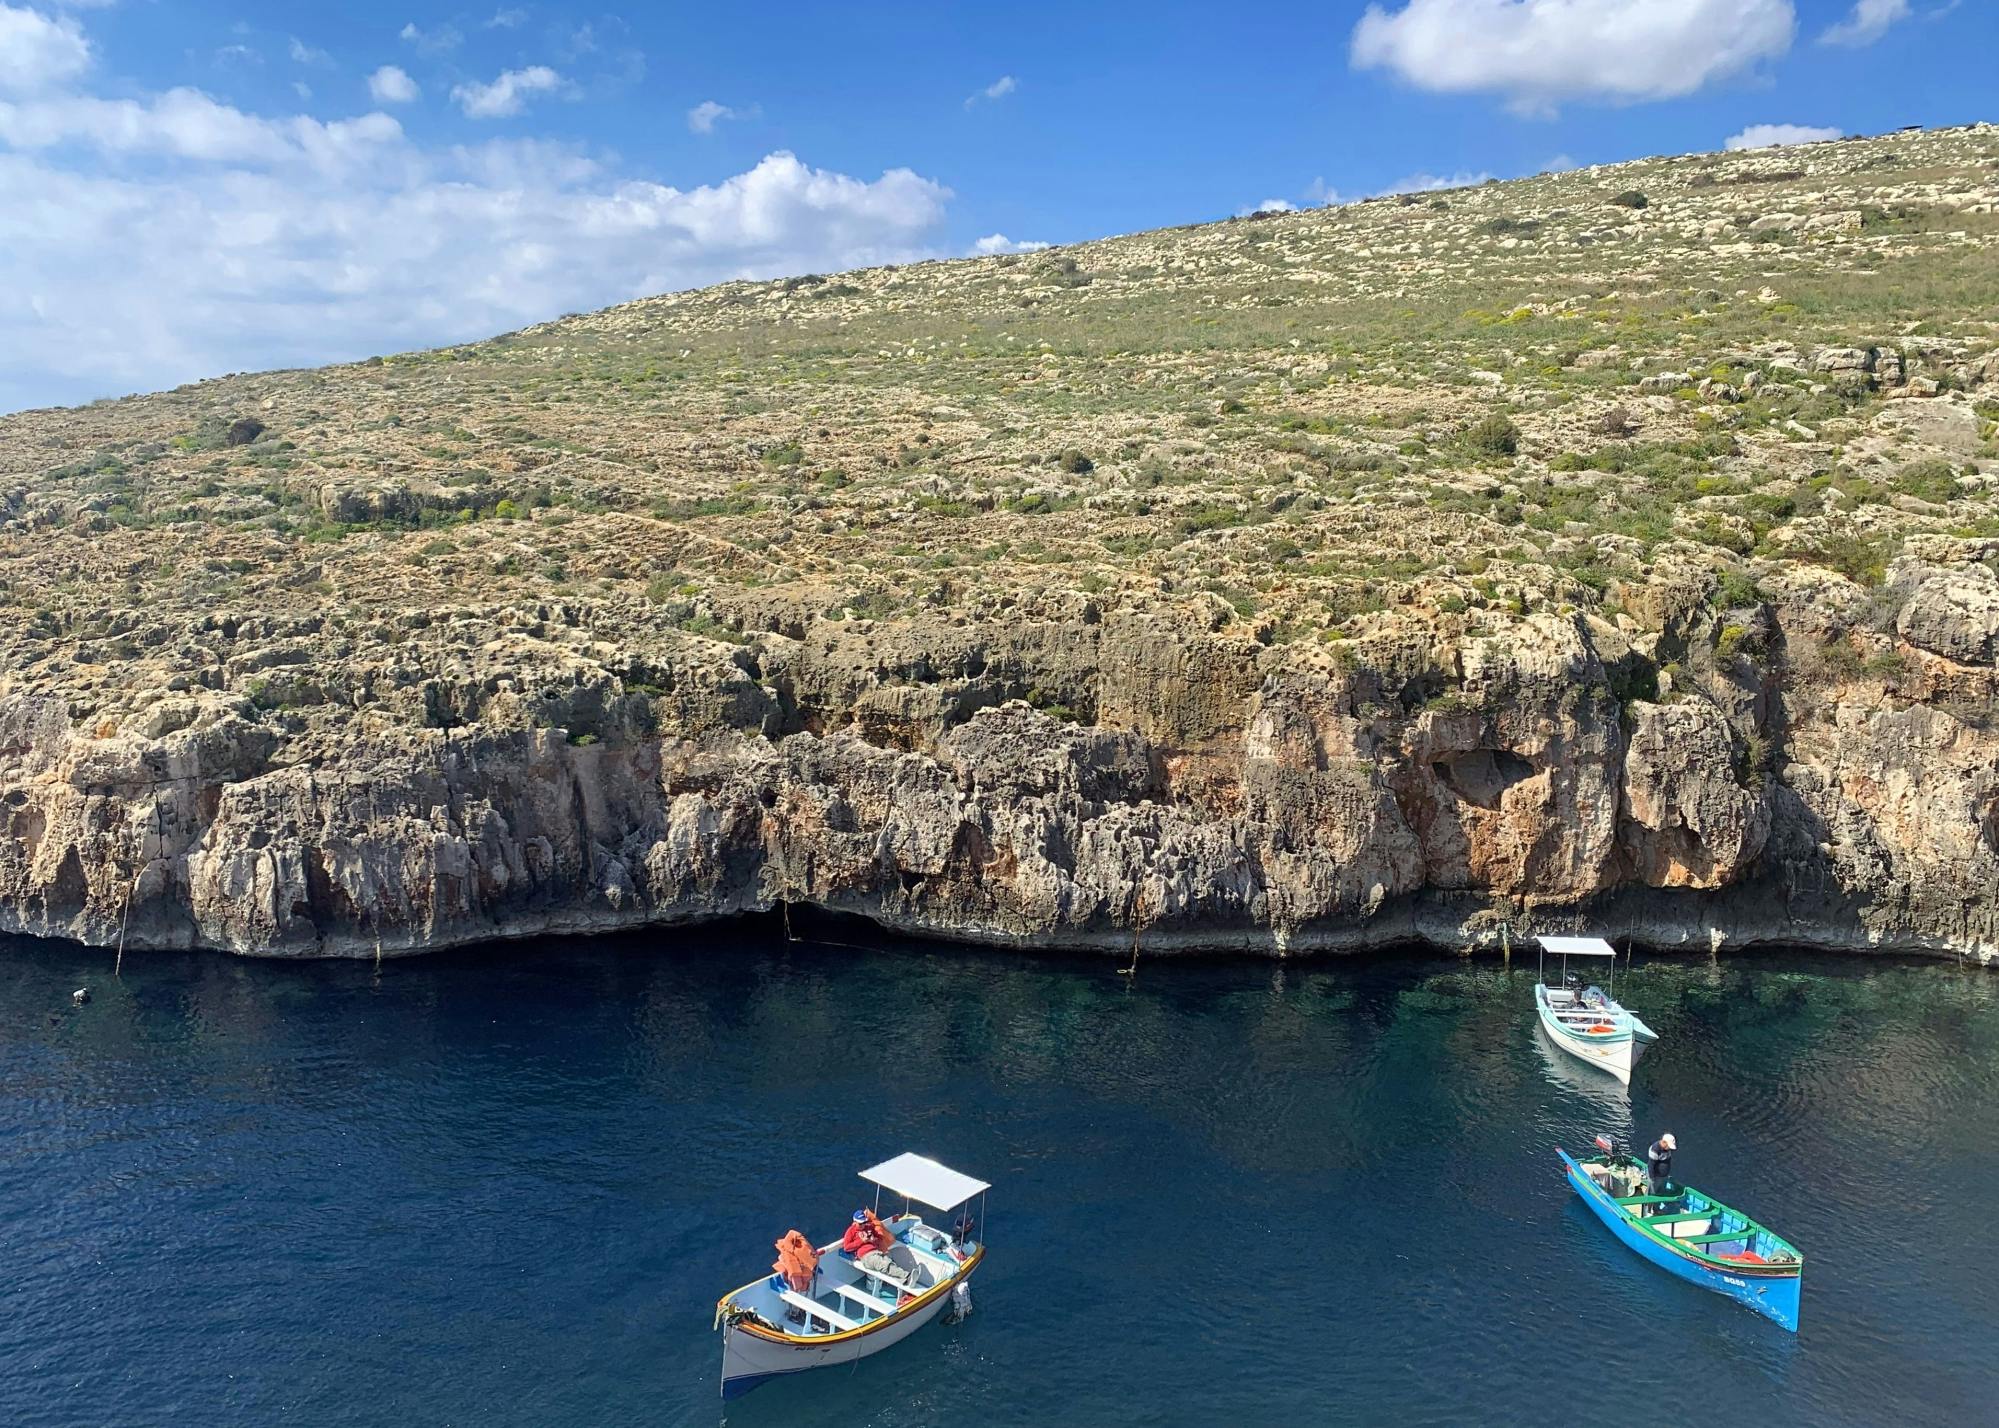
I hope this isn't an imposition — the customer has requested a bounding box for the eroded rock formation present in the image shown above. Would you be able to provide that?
[2,550,1993,960]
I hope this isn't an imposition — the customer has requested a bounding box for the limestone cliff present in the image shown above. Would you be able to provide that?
[3,125,1998,959]
[1,548,1993,960]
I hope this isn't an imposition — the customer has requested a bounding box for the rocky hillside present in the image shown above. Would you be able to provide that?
[2,126,1997,960]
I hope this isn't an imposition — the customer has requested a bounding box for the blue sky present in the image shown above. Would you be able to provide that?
[1,0,1991,412]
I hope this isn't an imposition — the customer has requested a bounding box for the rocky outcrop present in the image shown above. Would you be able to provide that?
[2,568,1994,962]
[4,125,1997,963]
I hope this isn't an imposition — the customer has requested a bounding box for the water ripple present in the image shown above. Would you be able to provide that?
[0,937,1991,1427]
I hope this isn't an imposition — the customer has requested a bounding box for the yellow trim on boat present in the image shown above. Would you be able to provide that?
[718,1245,985,1347]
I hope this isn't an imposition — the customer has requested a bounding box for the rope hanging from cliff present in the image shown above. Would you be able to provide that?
[114,870,138,979]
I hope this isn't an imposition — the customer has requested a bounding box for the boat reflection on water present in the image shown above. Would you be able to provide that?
[1532,1019,1633,1122]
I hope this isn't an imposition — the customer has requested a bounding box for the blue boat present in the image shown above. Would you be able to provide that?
[1559,1142,1803,1332]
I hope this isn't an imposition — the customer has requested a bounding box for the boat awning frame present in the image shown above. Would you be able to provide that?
[859,1153,990,1213]
[1537,936,1617,958]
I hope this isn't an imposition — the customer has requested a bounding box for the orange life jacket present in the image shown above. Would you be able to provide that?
[773,1230,820,1290]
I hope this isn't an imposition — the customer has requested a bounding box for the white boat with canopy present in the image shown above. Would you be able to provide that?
[714,1153,989,1400]
[1533,935,1658,1085]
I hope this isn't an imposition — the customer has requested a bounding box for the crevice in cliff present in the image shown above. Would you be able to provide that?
[1431,749,1534,811]
[46,846,88,917]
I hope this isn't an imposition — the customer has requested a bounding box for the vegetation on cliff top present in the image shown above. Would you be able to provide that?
[0,125,1996,734]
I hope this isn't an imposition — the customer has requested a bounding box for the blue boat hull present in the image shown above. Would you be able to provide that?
[1560,1152,1801,1332]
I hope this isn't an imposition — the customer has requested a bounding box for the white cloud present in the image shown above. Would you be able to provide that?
[288,37,332,68]
[1237,198,1294,216]
[399,21,461,55]
[0,23,953,414]
[964,74,1016,108]
[0,3,91,94]
[971,233,1049,255]
[1377,169,1495,196]
[688,99,758,134]
[487,7,528,27]
[0,146,950,412]
[451,65,561,119]
[1820,0,1910,47]
[368,65,419,104]
[1351,0,1797,114]
[1725,122,1842,150]
[0,88,402,165]
[1302,176,1341,205]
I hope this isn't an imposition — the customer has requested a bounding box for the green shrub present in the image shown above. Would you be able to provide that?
[1176,502,1251,535]
[1863,650,1909,680]
[1609,660,1660,706]
[1734,731,1768,790]
[1058,448,1095,474]
[915,495,974,518]
[1461,415,1520,459]
[1715,569,1765,609]
[1608,191,1649,209]
[1893,458,1958,505]
[1043,256,1093,288]
[1798,530,1891,587]
[1817,637,1865,678]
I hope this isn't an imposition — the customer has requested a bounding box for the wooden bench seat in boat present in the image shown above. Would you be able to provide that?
[776,1289,859,1332]
[1681,1230,1752,1245]
[1641,1212,1718,1228]
[828,1282,893,1316]
[856,1264,922,1297]
[1614,1193,1680,1206]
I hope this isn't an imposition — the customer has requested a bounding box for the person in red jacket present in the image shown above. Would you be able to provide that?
[842,1209,912,1286]
[839,1210,883,1258]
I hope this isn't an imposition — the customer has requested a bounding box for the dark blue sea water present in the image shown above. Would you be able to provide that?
[1,921,1993,1427]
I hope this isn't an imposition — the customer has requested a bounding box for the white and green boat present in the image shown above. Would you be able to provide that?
[1533,935,1657,1085]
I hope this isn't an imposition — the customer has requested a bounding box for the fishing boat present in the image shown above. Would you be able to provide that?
[1530,1012,1634,1119]
[1560,1138,1803,1331]
[713,1153,989,1400]
[1533,935,1657,1084]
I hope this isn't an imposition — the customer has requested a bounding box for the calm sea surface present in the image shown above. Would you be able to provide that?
[1,922,1993,1427]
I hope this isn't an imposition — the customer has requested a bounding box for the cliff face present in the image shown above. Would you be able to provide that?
[2,547,1993,960]
[3,126,1998,959]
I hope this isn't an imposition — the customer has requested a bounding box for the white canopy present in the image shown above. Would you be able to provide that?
[1538,935,1617,958]
[859,1153,990,1212]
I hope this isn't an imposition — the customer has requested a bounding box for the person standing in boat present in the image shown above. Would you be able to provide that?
[1646,1132,1677,1195]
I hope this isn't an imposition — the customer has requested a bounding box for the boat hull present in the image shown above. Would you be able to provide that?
[719,1250,982,1399]
[1535,988,1655,1085]
[1560,1151,1801,1332]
